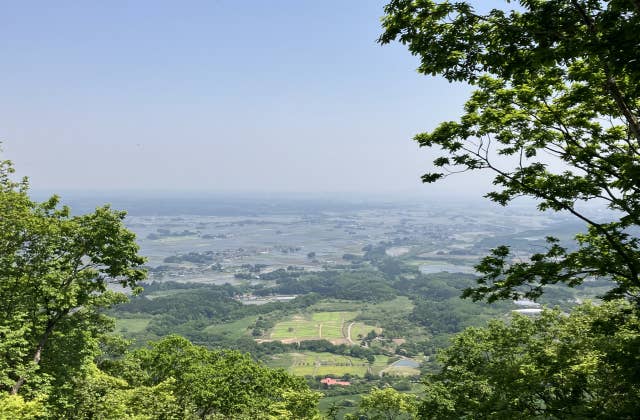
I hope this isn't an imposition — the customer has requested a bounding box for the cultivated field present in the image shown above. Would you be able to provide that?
[268,351,371,377]
[270,311,358,342]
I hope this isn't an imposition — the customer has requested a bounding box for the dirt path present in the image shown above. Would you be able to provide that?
[318,323,323,339]
[346,322,355,345]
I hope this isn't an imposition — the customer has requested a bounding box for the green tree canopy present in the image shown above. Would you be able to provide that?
[379,0,640,303]
[419,301,640,418]
[103,335,321,419]
[378,2,640,418]
[0,158,146,398]
[349,387,418,420]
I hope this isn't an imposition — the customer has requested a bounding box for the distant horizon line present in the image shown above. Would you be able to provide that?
[29,188,489,201]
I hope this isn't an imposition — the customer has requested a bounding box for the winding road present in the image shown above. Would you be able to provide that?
[346,322,355,345]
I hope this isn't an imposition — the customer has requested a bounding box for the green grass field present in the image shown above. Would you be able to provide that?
[383,366,421,376]
[270,311,358,341]
[349,322,381,341]
[265,353,294,369]
[270,316,319,340]
[115,317,152,333]
[267,351,370,377]
[370,355,391,375]
[203,315,257,339]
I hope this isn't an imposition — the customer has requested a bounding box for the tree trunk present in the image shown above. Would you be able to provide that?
[10,321,55,395]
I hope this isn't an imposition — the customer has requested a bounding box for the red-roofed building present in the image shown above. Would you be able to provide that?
[320,377,350,386]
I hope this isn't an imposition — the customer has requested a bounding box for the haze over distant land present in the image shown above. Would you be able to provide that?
[0,0,496,196]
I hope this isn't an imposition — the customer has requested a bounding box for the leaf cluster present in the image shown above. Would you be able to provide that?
[380,0,640,302]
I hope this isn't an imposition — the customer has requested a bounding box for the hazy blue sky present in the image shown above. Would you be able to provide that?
[1,1,499,196]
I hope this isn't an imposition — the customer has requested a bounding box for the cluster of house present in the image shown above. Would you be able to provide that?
[320,377,351,386]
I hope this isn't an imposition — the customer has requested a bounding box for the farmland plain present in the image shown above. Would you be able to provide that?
[94,194,606,418]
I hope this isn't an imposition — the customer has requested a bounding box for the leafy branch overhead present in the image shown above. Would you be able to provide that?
[379,0,640,303]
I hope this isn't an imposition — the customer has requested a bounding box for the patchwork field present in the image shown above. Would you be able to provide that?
[270,311,358,342]
[268,351,371,377]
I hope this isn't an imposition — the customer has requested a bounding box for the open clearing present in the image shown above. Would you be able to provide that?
[115,317,151,333]
[370,355,391,375]
[270,311,358,342]
[349,322,381,341]
[203,315,257,339]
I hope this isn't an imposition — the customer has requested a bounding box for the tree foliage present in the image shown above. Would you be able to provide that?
[419,301,640,418]
[378,1,640,418]
[379,0,640,303]
[102,335,321,419]
[0,393,45,419]
[349,387,418,420]
[0,159,146,397]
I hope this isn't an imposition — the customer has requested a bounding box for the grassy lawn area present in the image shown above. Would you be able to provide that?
[370,355,390,375]
[384,365,421,376]
[203,315,256,339]
[315,364,368,376]
[270,315,319,340]
[115,317,152,333]
[265,353,294,369]
[349,322,380,341]
[313,311,357,340]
